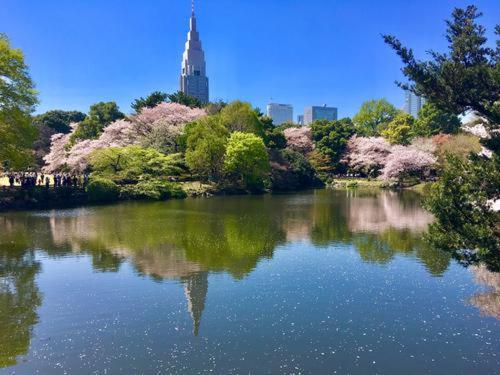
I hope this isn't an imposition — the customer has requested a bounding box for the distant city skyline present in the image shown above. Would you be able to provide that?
[1,0,498,116]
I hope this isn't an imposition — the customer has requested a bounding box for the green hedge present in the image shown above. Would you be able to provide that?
[86,177,120,202]
[119,180,187,200]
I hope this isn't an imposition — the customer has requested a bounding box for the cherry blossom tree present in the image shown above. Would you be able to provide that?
[344,136,392,176]
[43,103,206,173]
[380,145,436,180]
[284,127,314,153]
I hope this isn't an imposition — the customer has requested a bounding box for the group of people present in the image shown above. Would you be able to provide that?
[4,172,89,189]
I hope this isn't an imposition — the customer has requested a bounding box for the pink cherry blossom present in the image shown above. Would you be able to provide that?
[284,126,314,153]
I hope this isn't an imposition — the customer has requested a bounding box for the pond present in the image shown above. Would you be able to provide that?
[0,189,499,374]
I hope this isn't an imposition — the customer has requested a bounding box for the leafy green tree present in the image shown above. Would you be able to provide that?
[385,5,499,267]
[131,91,168,113]
[352,99,398,136]
[382,112,415,145]
[414,102,461,136]
[89,146,183,184]
[424,155,500,271]
[185,116,229,182]
[310,118,355,169]
[224,132,269,191]
[0,33,38,169]
[33,110,86,134]
[71,102,124,142]
[383,5,499,127]
[260,115,286,149]
[168,91,202,108]
[220,101,265,136]
[270,149,316,190]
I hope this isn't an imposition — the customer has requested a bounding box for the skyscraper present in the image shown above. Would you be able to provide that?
[404,90,426,118]
[303,105,338,125]
[180,1,209,103]
[266,103,293,125]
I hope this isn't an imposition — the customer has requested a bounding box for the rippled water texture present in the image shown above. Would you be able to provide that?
[0,189,499,374]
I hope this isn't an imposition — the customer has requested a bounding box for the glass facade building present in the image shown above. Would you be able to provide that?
[404,90,426,118]
[303,105,338,125]
[266,103,293,126]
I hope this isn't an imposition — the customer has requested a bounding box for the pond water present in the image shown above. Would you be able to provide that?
[0,189,499,374]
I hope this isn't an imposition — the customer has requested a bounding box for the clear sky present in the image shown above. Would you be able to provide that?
[2,0,498,118]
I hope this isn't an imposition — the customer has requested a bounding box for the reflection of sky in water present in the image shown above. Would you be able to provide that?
[0,190,498,373]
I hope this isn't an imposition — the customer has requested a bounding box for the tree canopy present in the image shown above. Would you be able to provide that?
[353,99,398,136]
[224,132,269,191]
[168,91,203,108]
[414,102,461,136]
[33,110,86,134]
[383,5,499,126]
[131,91,168,113]
[71,102,125,142]
[382,112,415,145]
[219,101,265,136]
[310,118,356,168]
[185,116,229,182]
[0,33,38,169]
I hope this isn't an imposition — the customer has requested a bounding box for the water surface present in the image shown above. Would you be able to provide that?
[0,190,499,374]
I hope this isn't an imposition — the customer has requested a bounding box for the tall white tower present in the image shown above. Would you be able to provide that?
[179,0,209,103]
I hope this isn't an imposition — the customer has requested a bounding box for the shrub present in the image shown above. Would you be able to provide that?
[120,180,186,200]
[86,177,120,202]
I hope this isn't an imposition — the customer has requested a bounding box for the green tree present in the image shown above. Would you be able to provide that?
[168,91,202,108]
[220,101,265,136]
[385,6,500,267]
[33,110,86,134]
[383,5,499,127]
[224,132,269,190]
[71,102,124,142]
[0,33,38,169]
[310,118,355,169]
[260,115,286,149]
[381,112,415,145]
[352,99,398,136]
[414,102,461,136]
[131,91,168,113]
[424,155,500,271]
[185,116,229,182]
[89,146,183,184]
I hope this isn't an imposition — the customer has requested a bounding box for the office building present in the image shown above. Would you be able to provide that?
[266,103,293,125]
[303,105,338,125]
[179,2,209,103]
[404,90,426,118]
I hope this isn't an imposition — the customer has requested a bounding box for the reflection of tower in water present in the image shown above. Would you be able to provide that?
[181,271,208,336]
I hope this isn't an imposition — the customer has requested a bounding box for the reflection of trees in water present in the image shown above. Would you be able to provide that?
[0,230,42,368]
[469,266,500,320]
[304,190,451,276]
[0,189,455,345]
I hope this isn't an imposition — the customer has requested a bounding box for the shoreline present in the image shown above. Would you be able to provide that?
[0,179,430,213]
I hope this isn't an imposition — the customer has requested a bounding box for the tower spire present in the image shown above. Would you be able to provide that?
[191,0,195,16]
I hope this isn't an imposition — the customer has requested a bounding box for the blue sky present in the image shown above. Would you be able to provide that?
[2,0,498,118]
